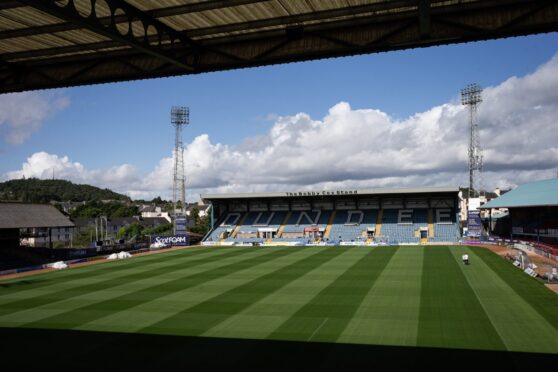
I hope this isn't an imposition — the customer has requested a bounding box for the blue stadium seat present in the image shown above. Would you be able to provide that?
[329,210,377,243]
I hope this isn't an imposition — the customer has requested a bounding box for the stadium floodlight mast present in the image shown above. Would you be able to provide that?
[171,106,189,231]
[461,83,483,202]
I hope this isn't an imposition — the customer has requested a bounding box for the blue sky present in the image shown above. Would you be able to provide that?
[1,32,558,200]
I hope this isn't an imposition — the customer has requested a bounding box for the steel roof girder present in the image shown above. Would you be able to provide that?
[18,0,198,71]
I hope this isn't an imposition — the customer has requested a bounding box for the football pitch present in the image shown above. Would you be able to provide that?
[1,245,557,369]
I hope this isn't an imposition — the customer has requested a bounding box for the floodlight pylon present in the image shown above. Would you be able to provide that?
[171,106,189,221]
[461,83,483,200]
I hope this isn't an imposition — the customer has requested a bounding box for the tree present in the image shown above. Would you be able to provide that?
[190,208,200,224]
[117,227,127,239]
[151,196,164,204]
[73,227,95,248]
[162,202,175,213]
[119,223,144,240]
[144,223,173,236]
[189,213,210,236]
[0,178,130,203]
[111,204,139,217]
[70,201,138,219]
[71,203,103,218]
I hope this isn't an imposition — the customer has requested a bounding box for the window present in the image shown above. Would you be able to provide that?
[346,210,364,225]
[253,212,275,226]
[398,210,413,224]
[297,211,321,226]
[222,213,241,226]
[436,209,452,224]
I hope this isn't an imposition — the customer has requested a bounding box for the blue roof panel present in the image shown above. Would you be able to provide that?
[481,178,558,209]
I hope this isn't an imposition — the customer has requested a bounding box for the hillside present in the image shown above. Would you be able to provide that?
[0,178,129,203]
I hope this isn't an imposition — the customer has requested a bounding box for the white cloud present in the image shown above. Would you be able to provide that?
[4,152,139,196]
[0,91,69,144]
[3,53,558,200]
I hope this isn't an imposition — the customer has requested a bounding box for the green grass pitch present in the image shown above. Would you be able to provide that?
[1,245,557,368]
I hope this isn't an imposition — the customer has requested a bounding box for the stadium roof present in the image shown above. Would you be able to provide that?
[0,203,74,228]
[480,178,558,209]
[201,186,459,200]
[1,0,557,93]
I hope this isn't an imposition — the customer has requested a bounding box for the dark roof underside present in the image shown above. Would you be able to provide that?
[1,0,557,93]
[0,203,74,228]
[202,186,459,202]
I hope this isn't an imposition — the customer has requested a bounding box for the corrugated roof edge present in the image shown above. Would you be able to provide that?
[0,202,74,228]
[201,186,460,200]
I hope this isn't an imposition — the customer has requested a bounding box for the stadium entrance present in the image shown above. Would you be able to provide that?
[258,229,277,240]
[304,227,324,240]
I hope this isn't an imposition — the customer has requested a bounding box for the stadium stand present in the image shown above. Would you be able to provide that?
[328,210,378,243]
[380,209,423,244]
[202,187,461,245]
[281,210,331,238]
[481,178,558,249]
[432,208,461,242]
[206,212,241,241]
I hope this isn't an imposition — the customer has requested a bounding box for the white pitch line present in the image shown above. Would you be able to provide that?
[308,317,328,341]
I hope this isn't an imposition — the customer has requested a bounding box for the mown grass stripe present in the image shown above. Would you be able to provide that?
[0,248,252,318]
[417,246,506,351]
[338,246,424,346]
[452,247,558,354]
[472,247,558,330]
[0,247,210,284]
[19,247,297,330]
[0,250,228,305]
[202,248,369,340]
[0,247,213,296]
[267,246,398,343]
[140,247,346,337]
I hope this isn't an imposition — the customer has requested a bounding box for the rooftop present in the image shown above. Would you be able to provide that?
[480,178,558,209]
[0,202,74,228]
[202,186,459,201]
[1,1,556,93]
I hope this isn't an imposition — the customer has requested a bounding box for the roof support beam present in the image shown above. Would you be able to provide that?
[0,0,269,12]
[17,0,197,71]
[151,0,270,18]
[0,57,59,87]
[2,0,558,93]
[186,0,418,38]
[0,0,270,40]
[0,1,22,11]
[418,0,431,39]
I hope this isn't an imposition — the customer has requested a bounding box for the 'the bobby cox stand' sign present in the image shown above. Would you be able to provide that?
[151,234,189,247]
[286,190,358,197]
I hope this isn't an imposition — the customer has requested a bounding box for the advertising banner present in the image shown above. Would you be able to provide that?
[175,217,188,234]
[151,234,189,247]
[467,210,482,237]
[304,227,320,232]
